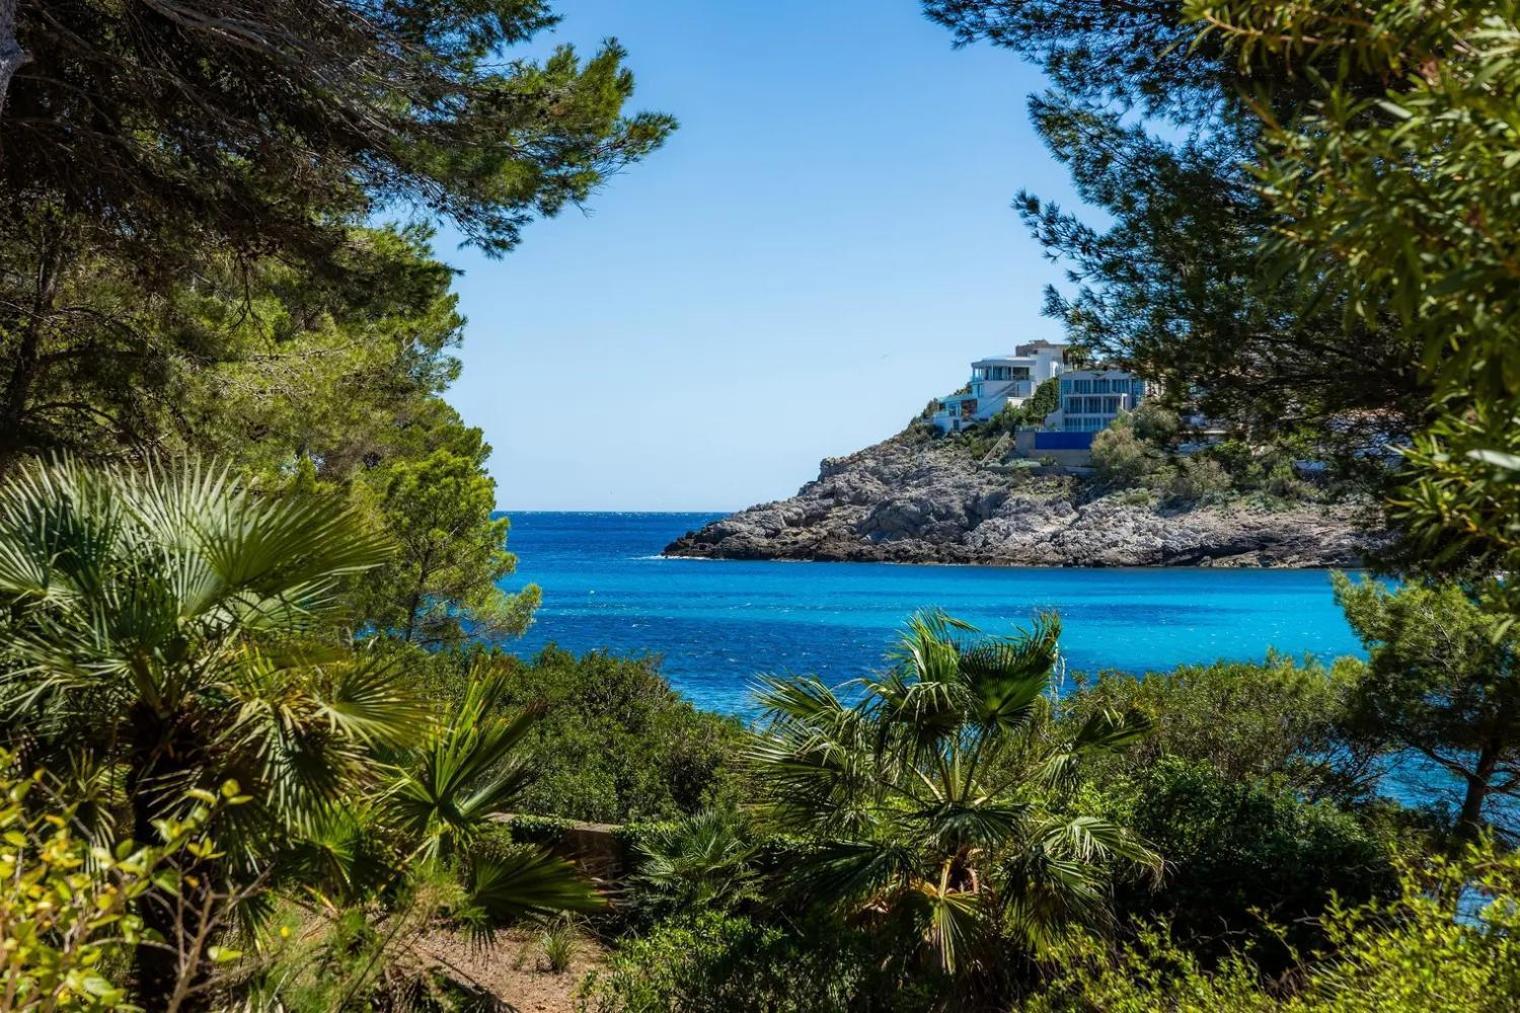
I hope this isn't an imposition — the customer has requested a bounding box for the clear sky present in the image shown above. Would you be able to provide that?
[438,0,1085,511]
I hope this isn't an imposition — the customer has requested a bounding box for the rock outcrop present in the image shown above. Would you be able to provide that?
[664,429,1377,567]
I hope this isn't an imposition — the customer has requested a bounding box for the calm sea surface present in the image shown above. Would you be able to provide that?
[498,512,1366,715]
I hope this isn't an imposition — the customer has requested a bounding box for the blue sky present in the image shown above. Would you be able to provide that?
[438,0,1083,511]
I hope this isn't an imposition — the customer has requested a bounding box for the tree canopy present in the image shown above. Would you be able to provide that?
[921,0,1422,476]
[0,0,674,261]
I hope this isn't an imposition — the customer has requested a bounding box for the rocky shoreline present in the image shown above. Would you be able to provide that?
[663,428,1379,568]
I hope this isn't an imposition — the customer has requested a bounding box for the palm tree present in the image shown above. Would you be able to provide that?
[748,611,1161,979]
[0,458,598,1006]
[0,457,411,845]
[627,809,761,921]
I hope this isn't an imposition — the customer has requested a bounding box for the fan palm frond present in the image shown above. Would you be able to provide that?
[749,609,1161,977]
[907,869,983,974]
[630,810,760,914]
[388,669,539,859]
[467,845,604,922]
[784,838,921,910]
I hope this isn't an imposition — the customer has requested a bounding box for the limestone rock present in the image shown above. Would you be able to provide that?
[663,427,1381,568]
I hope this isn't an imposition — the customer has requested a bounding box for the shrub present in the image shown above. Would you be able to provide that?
[1090,420,1159,487]
[1064,655,1375,801]
[1112,758,1397,969]
[626,811,761,924]
[1131,401,1182,445]
[579,911,878,1013]
[1029,844,1520,1012]
[1167,456,1233,503]
[538,916,578,973]
[416,645,747,823]
[1026,923,1281,1013]
[0,754,246,1010]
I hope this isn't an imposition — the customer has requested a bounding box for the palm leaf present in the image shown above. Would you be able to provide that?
[468,846,604,920]
[389,670,540,858]
[907,873,983,974]
[782,838,921,910]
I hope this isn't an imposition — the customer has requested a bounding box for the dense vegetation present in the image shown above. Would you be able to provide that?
[1,0,1519,1009]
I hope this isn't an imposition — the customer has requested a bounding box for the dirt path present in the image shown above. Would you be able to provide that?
[417,925,608,1012]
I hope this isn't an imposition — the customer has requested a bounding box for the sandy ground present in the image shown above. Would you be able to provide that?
[416,924,608,1012]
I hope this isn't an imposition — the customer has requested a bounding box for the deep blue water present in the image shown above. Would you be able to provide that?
[497,512,1366,716]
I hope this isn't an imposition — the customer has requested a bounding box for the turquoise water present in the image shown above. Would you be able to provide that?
[500,512,1366,715]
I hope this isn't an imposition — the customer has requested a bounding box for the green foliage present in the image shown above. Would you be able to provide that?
[749,611,1160,983]
[0,218,540,648]
[2,0,674,470]
[1113,758,1396,967]
[1023,375,1062,424]
[1185,0,1520,594]
[627,811,761,923]
[944,377,1061,459]
[581,911,880,1013]
[1166,456,1232,503]
[0,756,245,1011]
[1130,401,1181,446]
[537,916,579,974]
[3,1,673,263]
[423,646,746,823]
[388,672,535,862]
[1334,574,1520,838]
[1089,417,1160,488]
[1027,921,1285,1013]
[1030,843,1520,1012]
[1065,655,1375,801]
[0,459,601,1007]
[0,458,405,846]
[1089,413,1320,505]
[355,440,540,646]
[924,1,1420,466]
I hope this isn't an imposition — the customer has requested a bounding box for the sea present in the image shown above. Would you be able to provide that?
[499,512,1367,716]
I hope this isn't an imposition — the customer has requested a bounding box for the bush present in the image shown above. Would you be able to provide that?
[1167,456,1233,503]
[1029,845,1520,1012]
[1112,758,1397,969]
[626,811,761,924]
[1132,401,1182,444]
[580,911,882,1013]
[416,645,747,822]
[1090,421,1160,487]
[1064,655,1375,801]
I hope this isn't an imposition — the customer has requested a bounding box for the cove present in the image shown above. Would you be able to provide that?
[499,512,1366,716]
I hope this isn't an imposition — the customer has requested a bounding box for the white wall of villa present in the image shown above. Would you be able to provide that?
[931,340,1068,433]
[1042,368,1155,433]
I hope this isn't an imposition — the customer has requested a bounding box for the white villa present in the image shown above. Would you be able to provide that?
[931,341,1068,433]
[1042,368,1156,434]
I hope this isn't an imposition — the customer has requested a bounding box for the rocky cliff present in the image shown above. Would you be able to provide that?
[664,428,1377,567]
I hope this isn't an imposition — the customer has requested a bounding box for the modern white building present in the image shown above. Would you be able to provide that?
[1041,368,1155,434]
[931,341,1068,433]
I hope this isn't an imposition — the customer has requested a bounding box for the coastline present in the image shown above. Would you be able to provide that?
[661,427,1381,569]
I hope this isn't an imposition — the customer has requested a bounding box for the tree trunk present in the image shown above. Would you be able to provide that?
[0,0,28,119]
[1456,745,1498,842]
[128,739,184,1006]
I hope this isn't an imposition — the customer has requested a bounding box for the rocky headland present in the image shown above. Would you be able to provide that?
[664,427,1378,567]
